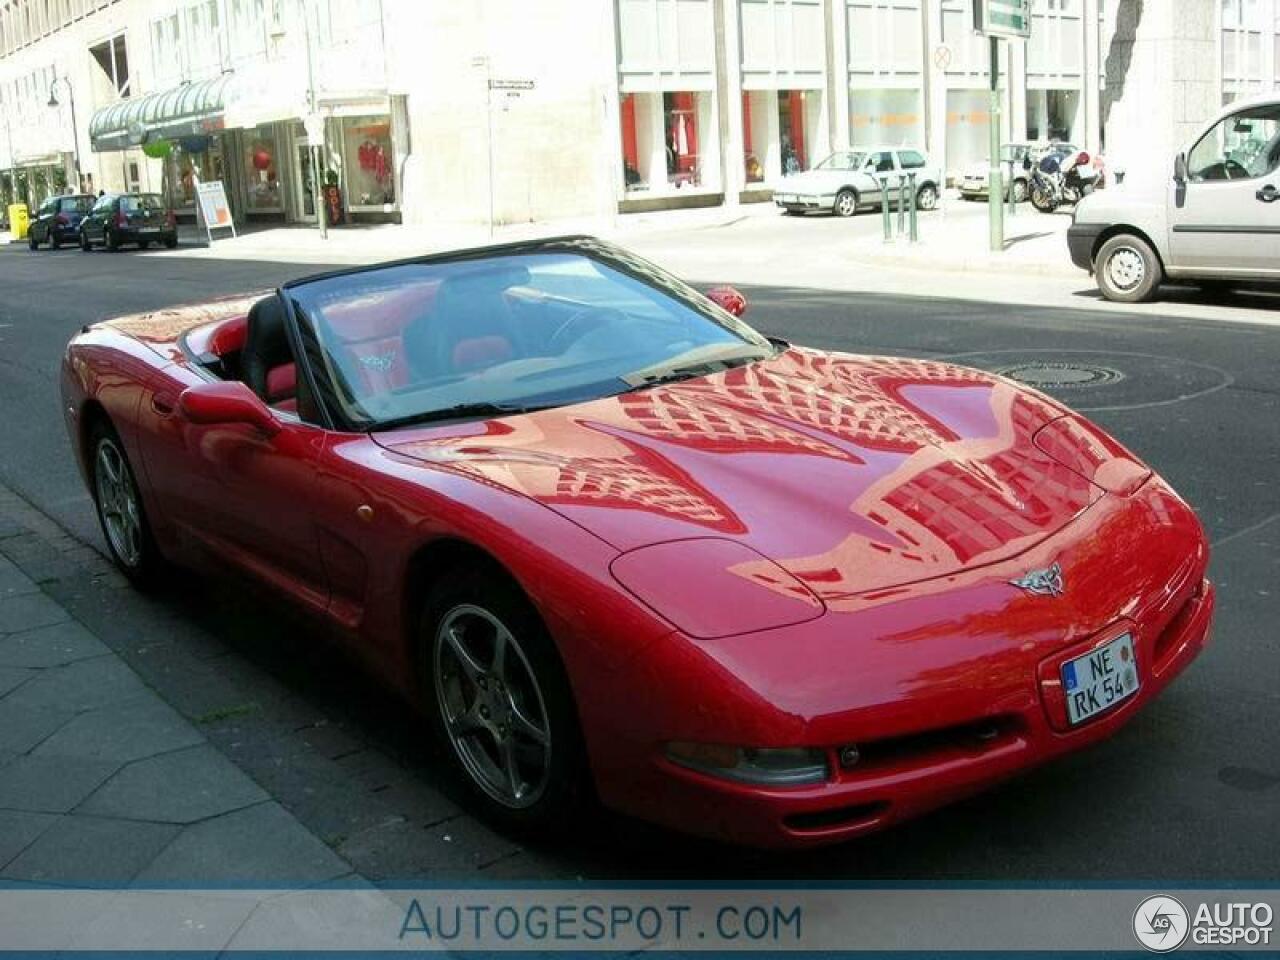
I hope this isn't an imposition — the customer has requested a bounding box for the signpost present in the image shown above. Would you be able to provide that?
[973,0,1031,252]
[195,179,236,245]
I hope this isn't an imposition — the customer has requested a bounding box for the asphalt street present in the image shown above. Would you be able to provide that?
[0,237,1276,882]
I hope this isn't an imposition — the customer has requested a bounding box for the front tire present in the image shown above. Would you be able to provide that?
[89,419,162,588]
[105,229,120,252]
[419,565,587,832]
[916,183,939,211]
[1094,233,1162,303]
[28,233,38,250]
[50,232,62,250]
[80,230,92,251]
[1031,184,1057,213]
[833,189,858,218]
[1012,178,1029,203]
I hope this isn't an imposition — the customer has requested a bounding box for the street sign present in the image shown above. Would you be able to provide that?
[973,0,1031,40]
[488,79,535,91]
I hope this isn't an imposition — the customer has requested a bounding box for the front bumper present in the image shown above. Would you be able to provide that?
[586,477,1215,848]
[1067,222,1106,272]
[774,194,833,211]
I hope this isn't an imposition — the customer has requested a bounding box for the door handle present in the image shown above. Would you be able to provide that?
[151,393,176,416]
[1256,184,1279,203]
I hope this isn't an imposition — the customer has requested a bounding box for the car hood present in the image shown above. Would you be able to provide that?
[777,170,843,192]
[374,349,1106,600]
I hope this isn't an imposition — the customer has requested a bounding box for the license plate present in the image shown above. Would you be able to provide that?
[139,227,160,234]
[1062,633,1139,725]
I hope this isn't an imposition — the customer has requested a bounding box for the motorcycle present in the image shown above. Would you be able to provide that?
[1030,149,1102,213]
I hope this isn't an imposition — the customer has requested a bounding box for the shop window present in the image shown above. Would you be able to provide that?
[244,129,282,211]
[1026,88,1080,142]
[620,90,716,193]
[742,89,823,182]
[850,88,923,149]
[341,116,395,208]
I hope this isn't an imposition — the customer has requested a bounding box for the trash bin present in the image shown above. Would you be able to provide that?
[8,204,29,241]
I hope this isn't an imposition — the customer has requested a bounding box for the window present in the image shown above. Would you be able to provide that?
[89,33,130,98]
[243,128,282,211]
[897,149,926,168]
[619,90,717,193]
[813,151,866,171]
[1187,104,1280,181]
[60,196,94,213]
[340,117,395,207]
[867,151,895,173]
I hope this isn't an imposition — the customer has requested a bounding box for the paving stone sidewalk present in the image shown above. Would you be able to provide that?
[0,484,354,889]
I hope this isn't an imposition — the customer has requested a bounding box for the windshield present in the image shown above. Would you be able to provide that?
[121,194,165,212]
[286,248,775,429]
[813,152,867,172]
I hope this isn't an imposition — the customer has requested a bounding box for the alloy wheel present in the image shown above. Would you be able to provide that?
[917,185,938,211]
[835,191,857,217]
[1105,246,1146,292]
[94,438,143,568]
[434,603,553,808]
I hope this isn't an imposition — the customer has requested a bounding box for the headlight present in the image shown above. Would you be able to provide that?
[610,538,824,639]
[665,742,830,786]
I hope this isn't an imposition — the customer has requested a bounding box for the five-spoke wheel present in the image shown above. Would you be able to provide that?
[90,421,159,586]
[434,603,553,808]
[422,566,586,829]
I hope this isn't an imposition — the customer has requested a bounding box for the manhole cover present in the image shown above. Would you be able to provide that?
[996,361,1124,388]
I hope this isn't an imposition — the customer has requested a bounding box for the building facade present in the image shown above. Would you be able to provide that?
[0,0,1274,226]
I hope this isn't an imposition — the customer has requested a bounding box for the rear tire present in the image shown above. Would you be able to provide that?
[89,418,163,588]
[1094,233,1162,304]
[163,234,178,249]
[833,189,858,218]
[106,229,120,252]
[418,564,588,834]
[27,233,38,250]
[50,233,62,250]
[138,239,151,250]
[80,230,92,251]
[1013,178,1030,203]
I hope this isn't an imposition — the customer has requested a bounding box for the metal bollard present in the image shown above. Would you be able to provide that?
[907,171,919,243]
[897,177,906,236]
[1007,160,1017,219]
[880,176,893,242]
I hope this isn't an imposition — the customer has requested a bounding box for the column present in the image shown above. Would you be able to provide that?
[830,0,851,148]
[720,0,746,203]
[1081,0,1101,153]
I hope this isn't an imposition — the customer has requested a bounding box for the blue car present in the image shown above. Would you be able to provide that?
[28,194,96,250]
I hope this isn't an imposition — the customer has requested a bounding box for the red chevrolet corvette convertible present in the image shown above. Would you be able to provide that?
[60,237,1214,848]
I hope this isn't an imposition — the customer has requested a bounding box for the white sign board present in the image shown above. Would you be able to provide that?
[195,180,236,243]
[974,0,1031,40]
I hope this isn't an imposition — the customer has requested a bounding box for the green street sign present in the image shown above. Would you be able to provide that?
[973,0,1031,40]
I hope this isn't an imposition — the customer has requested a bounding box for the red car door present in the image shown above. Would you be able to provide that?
[137,364,331,612]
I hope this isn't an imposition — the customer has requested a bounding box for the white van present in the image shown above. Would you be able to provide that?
[1067,93,1280,302]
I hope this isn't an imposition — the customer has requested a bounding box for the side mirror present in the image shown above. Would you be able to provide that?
[178,381,281,437]
[1174,152,1189,184]
[705,285,748,318]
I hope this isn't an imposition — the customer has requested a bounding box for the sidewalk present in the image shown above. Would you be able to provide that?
[159,200,777,265]
[0,481,356,892]
[845,199,1078,278]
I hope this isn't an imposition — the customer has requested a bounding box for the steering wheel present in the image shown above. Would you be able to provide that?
[548,306,624,353]
[1223,159,1249,180]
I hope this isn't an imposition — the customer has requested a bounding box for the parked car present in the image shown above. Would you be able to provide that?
[61,237,1213,848]
[28,194,96,250]
[79,192,178,251]
[958,142,1077,203]
[1068,92,1280,302]
[774,147,943,217]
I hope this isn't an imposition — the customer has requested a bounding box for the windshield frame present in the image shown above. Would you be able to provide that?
[280,235,775,433]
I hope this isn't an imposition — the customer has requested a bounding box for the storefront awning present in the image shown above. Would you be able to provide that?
[89,73,233,152]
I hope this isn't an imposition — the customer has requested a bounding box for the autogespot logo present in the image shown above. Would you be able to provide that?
[1133,895,1191,952]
